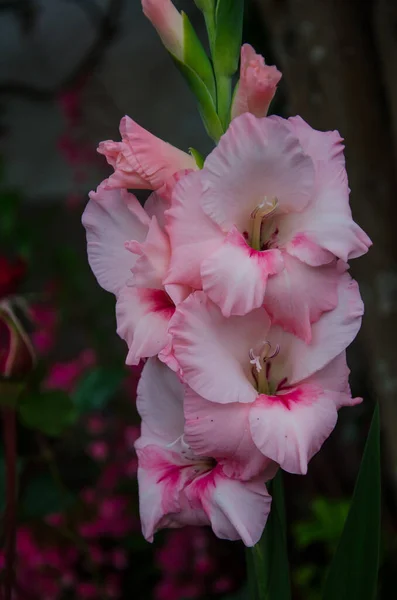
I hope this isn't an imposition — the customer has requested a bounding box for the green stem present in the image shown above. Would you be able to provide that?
[251,543,267,599]
[215,72,231,131]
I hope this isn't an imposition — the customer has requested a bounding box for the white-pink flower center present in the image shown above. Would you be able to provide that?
[168,435,216,474]
[247,197,279,251]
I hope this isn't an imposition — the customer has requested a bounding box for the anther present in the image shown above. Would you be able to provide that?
[249,197,278,251]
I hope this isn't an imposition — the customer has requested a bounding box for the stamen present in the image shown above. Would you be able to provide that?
[249,348,262,373]
[266,344,280,360]
[249,197,278,250]
[249,341,281,395]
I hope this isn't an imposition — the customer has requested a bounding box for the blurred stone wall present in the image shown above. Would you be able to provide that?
[0,0,212,202]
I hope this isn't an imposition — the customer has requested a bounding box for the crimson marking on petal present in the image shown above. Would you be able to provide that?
[138,289,175,318]
[276,377,289,392]
[267,385,321,411]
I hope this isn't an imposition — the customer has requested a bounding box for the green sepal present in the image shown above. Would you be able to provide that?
[182,12,216,101]
[194,0,215,11]
[214,0,244,76]
[189,147,205,169]
[18,390,78,437]
[194,0,216,56]
[322,404,381,600]
[171,54,223,142]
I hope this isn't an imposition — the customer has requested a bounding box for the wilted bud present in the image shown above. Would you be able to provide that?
[231,44,282,120]
[0,297,36,380]
[142,0,184,60]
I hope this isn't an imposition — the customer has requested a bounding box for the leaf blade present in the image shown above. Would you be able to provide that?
[247,471,291,600]
[213,0,244,76]
[322,404,381,600]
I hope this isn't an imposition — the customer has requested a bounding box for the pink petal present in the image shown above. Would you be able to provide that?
[249,385,338,474]
[201,114,315,232]
[278,116,371,262]
[266,273,364,386]
[284,233,335,267]
[231,44,282,120]
[185,468,272,546]
[263,254,339,342]
[97,140,147,189]
[135,444,197,542]
[201,226,284,317]
[165,171,224,289]
[127,216,171,289]
[120,116,196,190]
[184,387,277,481]
[302,352,362,410]
[169,292,270,404]
[116,286,174,364]
[164,283,190,306]
[98,117,196,192]
[82,184,149,294]
[136,358,185,444]
[144,191,169,228]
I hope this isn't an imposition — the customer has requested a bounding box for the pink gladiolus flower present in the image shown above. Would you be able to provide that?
[98,116,196,199]
[82,182,189,365]
[135,358,275,546]
[165,113,371,341]
[169,273,364,475]
[231,44,282,119]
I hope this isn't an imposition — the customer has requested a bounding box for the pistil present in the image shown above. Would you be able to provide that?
[249,197,278,251]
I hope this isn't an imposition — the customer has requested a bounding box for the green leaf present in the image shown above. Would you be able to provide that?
[18,390,77,436]
[183,12,216,100]
[293,497,349,552]
[72,366,125,414]
[194,0,215,11]
[322,404,381,600]
[189,147,205,169]
[171,55,224,141]
[222,588,249,600]
[213,0,244,76]
[193,0,216,55]
[249,471,291,600]
[21,471,74,518]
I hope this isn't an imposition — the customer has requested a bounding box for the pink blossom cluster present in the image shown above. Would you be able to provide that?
[155,527,242,600]
[83,45,371,546]
[0,341,139,600]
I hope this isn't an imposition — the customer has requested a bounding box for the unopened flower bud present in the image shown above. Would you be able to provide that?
[0,298,36,380]
[231,44,282,120]
[142,0,184,60]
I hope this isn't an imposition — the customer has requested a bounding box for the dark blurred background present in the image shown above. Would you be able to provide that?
[0,0,396,599]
